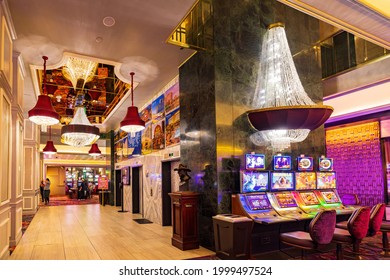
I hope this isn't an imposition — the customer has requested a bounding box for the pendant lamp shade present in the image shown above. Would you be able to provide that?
[120,72,145,133]
[42,140,57,155]
[88,143,101,156]
[28,56,60,126]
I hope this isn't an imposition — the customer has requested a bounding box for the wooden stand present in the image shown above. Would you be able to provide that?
[169,191,199,250]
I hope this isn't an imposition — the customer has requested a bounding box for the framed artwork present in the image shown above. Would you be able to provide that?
[164,82,179,113]
[152,94,164,122]
[152,120,165,150]
[165,107,180,147]
[140,104,152,123]
[141,123,152,154]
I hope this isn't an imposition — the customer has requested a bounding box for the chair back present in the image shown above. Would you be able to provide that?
[368,203,386,236]
[341,194,360,205]
[309,210,336,245]
[347,207,370,240]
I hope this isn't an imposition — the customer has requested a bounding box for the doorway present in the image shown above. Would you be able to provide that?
[161,160,179,226]
[115,169,122,206]
[132,166,141,214]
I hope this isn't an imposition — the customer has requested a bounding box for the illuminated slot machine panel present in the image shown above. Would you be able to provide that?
[314,171,353,215]
[232,193,295,224]
[267,192,312,220]
[292,171,324,215]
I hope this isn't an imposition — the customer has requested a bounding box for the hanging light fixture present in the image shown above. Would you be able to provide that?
[43,126,57,155]
[248,23,333,150]
[88,143,102,156]
[28,56,60,126]
[120,72,145,135]
[61,106,100,147]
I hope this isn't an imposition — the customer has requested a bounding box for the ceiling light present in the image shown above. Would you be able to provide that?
[88,143,102,156]
[103,16,115,27]
[120,72,145,135]
[248,23,333,151]
[43,126,57,155]
[62,57,98,90]
[61,106,100,147]
[28,56,60,126]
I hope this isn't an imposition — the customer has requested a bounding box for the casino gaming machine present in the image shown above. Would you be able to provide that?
[231,154,295,224]
[313,158,354,215]
[292,156,325,215]
[266,156,313,220]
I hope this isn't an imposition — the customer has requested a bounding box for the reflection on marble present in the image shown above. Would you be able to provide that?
[179,0,325,249]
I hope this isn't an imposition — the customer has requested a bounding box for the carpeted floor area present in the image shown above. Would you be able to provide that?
[40,194,99,207]
[189,233,389,260]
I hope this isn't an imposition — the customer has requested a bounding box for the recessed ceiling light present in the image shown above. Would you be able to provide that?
[95,36,103,43]
[103,16,115,27]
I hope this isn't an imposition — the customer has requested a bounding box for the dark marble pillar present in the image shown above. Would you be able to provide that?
[179,0,325,249]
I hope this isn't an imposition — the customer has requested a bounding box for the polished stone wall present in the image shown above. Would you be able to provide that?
[179,0,325,249]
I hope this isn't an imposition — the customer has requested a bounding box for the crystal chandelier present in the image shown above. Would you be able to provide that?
[60,56,101,146]
[61,106,100,147]
[62,57,98,90]
[248,23,333,151]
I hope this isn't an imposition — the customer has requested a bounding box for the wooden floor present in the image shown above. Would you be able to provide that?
[9,204,214,260]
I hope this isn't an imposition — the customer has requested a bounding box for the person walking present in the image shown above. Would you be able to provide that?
[39,180,45,203]
[44,178,51,205]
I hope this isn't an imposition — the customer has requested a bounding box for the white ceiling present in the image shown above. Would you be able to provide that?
[7,0,196,133]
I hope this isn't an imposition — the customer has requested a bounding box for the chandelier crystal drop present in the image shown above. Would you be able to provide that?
[61,107,100,147]
[248,23,333,150]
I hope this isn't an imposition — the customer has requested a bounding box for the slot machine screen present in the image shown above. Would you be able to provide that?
[241,171,269,193]
[316,172,336,189]
[274,192,298,208]
[245,194,272,210]
[295,172,317,190]
[270,172,294,191]
[299,191,320,205]
[297,156,314,171]
[319,158,333,171]
[273,155,292,170]
[320,190,340,204]
[245,154,266,170]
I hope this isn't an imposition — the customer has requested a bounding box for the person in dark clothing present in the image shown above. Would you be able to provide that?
[44,178,51,205]
[39,180,45,203]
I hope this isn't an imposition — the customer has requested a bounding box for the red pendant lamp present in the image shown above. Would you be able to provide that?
[88,143,101,156]
[120,72,145,134]
[28,56,60,126]
[43,126,57,155]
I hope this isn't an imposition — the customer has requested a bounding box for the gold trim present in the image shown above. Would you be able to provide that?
[356,0,390,19]
[268,22,285,29]
[165,0,200,45]
[246,105,334,114]
[277,0,390,49]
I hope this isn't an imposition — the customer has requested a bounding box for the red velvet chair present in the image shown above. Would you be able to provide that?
[280,210,336,259]
[332,207,371,259]
[336,203,385,235]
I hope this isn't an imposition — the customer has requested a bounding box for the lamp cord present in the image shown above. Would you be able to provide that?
[42,56,48,95]
[130,72,135,106]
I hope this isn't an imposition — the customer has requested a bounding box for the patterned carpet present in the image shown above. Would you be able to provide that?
[189,233,389,260]
[40,194,99,207]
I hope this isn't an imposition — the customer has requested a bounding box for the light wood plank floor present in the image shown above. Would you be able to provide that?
[9,204,214,260]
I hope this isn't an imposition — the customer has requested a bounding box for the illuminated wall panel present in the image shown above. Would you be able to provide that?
[326,122,384,206]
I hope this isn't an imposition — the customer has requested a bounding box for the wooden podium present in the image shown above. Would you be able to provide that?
[169,191,199,250]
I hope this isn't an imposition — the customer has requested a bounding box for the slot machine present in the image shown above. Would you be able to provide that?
[232,169,294,224]
[292,156,325,215]
[313,171,353,214]
[267,171,313,220]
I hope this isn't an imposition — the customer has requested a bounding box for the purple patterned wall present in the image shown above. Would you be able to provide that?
[326,121,384,207]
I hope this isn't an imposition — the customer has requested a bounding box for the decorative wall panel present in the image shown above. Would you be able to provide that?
[0,208,10,259]
[326,121,384,207]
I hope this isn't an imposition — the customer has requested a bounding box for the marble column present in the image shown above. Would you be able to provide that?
[179,0,325,249]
